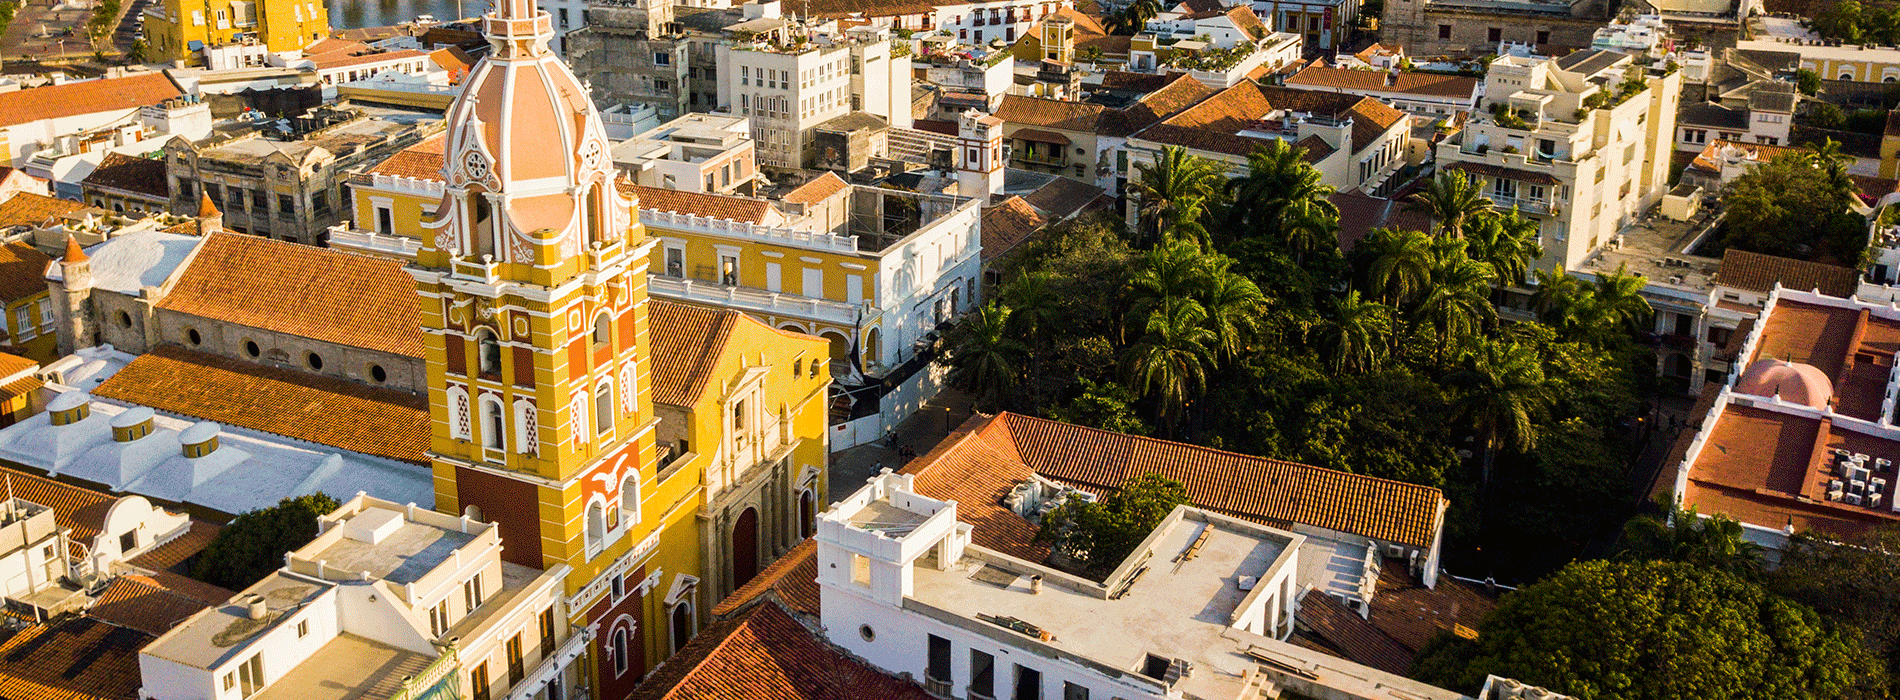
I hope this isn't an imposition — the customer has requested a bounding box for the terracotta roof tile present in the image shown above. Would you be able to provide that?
[365,132,447,181]
[0,615,149,700]
[0,467,115,547]
[632,602,934,700]
[79,153,168,200]
[711,538,820,618]
[1296,592,1414,675]
[125,519,222,571]
[1688,139,1798,175]
[648,300,739,407]
[156,233,425,358]
[1224,6,1268,38]
[781,172,849,204]
[0,73,183,128]
[1023,177,1108,220]
[0,374,43,401]
[0,193,85,229]
[624,184,778,224]
[0,241,50,303]
[995,95,1108,132]
[905,413,1446,552]
[87,574,225,635]
[1346,98,1407,153]
[1717,248,1859,297]
[981,196,1048,262]
[1366,559,1496,652]
[1284,65,1481,99]
[92,346,430,465]
[429,46,476,75]
[776,0,938,19]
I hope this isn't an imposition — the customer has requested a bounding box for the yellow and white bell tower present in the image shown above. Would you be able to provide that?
[412,0,672,693]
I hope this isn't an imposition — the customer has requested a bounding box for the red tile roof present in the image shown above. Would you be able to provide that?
[711,538,820,618]
[0,467,116,553]
[156,233,426,358]
[125,519,222,571]
[92,346,431,465]
[781,172,849,204]
[0,240,50,303]
[1284,65,1481,99]
[1442,161,1561,186]
[0,73,183,128]
[904,413,1447,559]
[79,153,168,200]
[0,616,149,700]
[365,132,447,181]
[1295,592,1414,675]
[87,574,227,635]
[1023,176,1109,221]
[630,602,934,700]
[625,184,778,224]
[996,95,1108,132]
[647,301,740,407]
[0,193,85,229]
[981,196,1048,262]
[1717,248,1859,297]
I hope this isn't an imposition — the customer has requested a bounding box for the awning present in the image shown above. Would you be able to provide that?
[1012,128,1072,145]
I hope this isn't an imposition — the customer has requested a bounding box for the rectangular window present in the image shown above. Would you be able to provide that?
[277,193,294,213]
[846,275,863,304]
[470,663,491,700]
[558,7,568,25]
[1013,665,1042,700]
[926,635,952,684]
[297,619,309,638]
[765,262,782,292]
[253,189,267,210]
[1536,30,1549,44]
[1438,24,1451,39]
[237,654,264,698]
[376,206,393,234]
[464,574,484,612]
[1062,683,1089,700]
[802,268,823,298]
[612,573,626,601]
[205,183,222,203]
[1487,27,1501,42]
[14,307,32,341]
[430,599,450,636]
[36,298,51,328]
[720,254,739,285]
[507,634,526,683]
[540,607,558,656]
[970,650,996,698]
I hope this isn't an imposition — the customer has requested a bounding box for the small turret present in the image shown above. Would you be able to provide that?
[196,192,222,236]
[51,235,95,355]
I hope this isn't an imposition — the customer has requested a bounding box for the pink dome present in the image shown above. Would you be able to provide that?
[1734,359,1833,408]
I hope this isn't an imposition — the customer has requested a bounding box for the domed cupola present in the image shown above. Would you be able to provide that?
[432,0,637,276]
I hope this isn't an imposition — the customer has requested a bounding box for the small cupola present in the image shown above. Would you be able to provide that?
[180,422,220,458]
[110,407,156,443]
[47,392,91,426]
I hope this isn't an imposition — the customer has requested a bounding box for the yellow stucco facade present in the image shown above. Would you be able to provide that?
[143,0,328,64]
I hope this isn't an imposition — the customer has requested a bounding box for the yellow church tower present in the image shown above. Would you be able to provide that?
[411,0,676,694]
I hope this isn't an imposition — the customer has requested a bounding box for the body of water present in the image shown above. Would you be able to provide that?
[327,0,486,30]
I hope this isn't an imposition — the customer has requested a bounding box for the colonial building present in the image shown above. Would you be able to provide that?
[0,241,55,363]
[407,2,832,697]
[141,0,330,64]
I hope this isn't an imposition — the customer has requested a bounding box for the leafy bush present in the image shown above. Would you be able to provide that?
[192,493,341,590]
[1035,474,1187,576]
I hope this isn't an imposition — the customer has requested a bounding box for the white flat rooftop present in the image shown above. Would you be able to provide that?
[909,516,1287,700]
[306,519,477,584]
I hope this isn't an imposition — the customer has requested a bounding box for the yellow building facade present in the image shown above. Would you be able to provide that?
[142,0,328,64]
[1,241,56,364]
[358,1,830,694]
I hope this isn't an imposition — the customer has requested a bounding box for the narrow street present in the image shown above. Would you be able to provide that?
[825,387,973,504]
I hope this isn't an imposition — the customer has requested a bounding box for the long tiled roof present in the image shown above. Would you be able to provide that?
[625,184,777,224]
[995,94,1108,132]
[87,574,228,636]
[1023,177,1108,220]
[0,193,85,229]
[0,466,113,546]
[1442,161,1561,186]
[980,196,1048,262]
[92,345,431,465]
[711,538,820,618]
[781,172,848,204]
[1717,248,1858,297]
[1296,592,1414,675]
[1100,74,1217,137]
[0,240,50,303]
[0,616,148,700]
[80,153,168,199]
[630,602,935,700]
[648,300,739,407]
[904,413,1447,552]
[365,132,447,181]
[0,73,182,128]
[155,233,425,358]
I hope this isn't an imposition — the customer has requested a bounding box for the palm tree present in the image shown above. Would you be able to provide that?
[1000,270,1059,341]
[944,303,1026,411]
[1309,290,1394,373]
[1466,209,1543,289]
[1223,140,1305,236]
[1413,249,1498,357]
[1620,504,1767,579]
[1132,146,1227,246]
[1123,298,1216,434]
[1589,262,1653,338]
[1357,227,1435,305]
[1530,268,1586,327]
[1806,137,1854,198]
[1129,235,1210,325]
[1447,340,1554,488]
[1407,172,1495,239]
[1197,258,1267,362]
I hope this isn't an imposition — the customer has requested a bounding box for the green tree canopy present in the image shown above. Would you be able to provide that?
[1416,560,1873,700]
[1035,474,1188,576]
[193,493,342,590]
[1773,525,1900,699]
[1718,152,1868,263]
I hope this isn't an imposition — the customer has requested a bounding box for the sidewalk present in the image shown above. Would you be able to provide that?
[825,387,974,504]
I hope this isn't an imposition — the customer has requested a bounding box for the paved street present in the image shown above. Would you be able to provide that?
[825,387,973,504]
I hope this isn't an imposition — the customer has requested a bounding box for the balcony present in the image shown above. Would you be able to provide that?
[638,209,859,254]
[649,275,861,326]
[329,225,424,257]
[502,628,593,700]
[453,255,502,284]
[1487,194,1555,215]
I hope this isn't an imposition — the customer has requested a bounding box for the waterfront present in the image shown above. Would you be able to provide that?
[326,0,480,29]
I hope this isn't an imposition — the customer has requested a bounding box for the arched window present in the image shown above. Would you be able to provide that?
[620,472,641,523]
[618,365,637,415]
[593,311,612,347]
[482,396,505,450]
[471,194,495,259]
[610,627,629,676]
[595,381,613,435]
[476,330,501,375]
[448,387,472,439]
[514,399,537,454]
[670,601,695,654]
[586,500,607,552]
[586,184,606,245]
